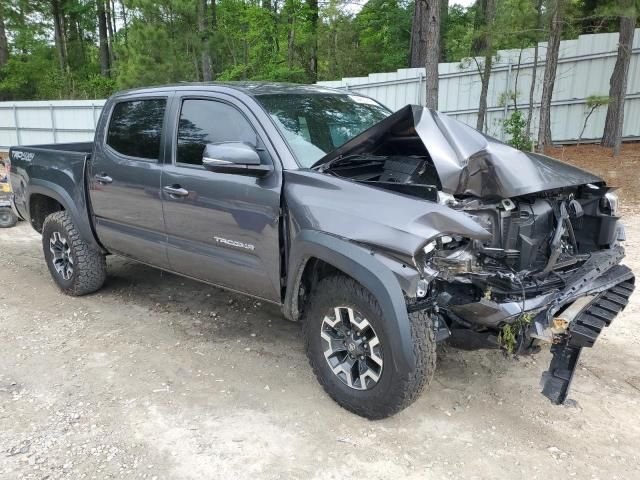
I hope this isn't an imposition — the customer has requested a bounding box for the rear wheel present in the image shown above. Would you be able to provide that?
[303,275,436,419]
[42,211,107,296]
[0,207,17,228]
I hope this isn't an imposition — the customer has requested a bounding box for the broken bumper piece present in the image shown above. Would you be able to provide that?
[540,276,635,404]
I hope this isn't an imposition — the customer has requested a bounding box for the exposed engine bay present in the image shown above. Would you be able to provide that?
[318,146,633,405]
[321,151,625,317]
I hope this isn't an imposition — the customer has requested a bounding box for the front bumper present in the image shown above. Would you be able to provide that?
[443,246,634,405]
[449,247,631,328]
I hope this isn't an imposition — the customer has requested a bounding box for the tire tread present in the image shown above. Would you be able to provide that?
[42,211,106,296]
[303,275,436,419]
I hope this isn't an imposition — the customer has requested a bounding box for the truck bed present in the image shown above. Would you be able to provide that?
[9,141,100,250]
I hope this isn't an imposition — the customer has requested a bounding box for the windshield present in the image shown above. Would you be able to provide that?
[256,93,391,167]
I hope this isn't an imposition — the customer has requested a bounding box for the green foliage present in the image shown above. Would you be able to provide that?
[443,4,476,62]
[577,94,610,144]
[503,110,533,151]
[498,323,518,354]
[0,0,633,101]
[498,312,533,355]
[497,90,518,108]
[351,0,412,76]
[586,94,610,108]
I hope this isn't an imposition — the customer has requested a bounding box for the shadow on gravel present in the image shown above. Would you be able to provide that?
[101,255,301,345]
[99,254,523,397]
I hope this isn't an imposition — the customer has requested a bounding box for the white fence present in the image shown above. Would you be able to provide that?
[0,29,638,150]
[318,29,640,143]
[0,100,105,150]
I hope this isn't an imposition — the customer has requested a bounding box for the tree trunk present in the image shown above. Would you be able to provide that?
[513,47,524,111]
[262,0,277,54]
[97,0,111,77]
[287,18,295,68]
[411,0,442,105]
[286,0,295,68]
[410,0,427,67]
[472,0,496,132]
[439,0,448,62]
[525,0,543,141]
[120,0,128,47]
[537,0,567,153]
[67,10,83,69]
[0,3,8,68]
[198,0,213,81]
[210,0,217,74]
[51,0,68,73]
[424,0,441,109]
[471,0,495,56]
[307,0,319,82]
[105,0,115,64]
[601,7,635,155]
[242,22,248,79]
[110,0,117,37]
[477,55,492,131]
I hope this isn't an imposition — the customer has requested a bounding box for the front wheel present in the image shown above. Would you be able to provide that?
[303,275,436,419]
[0,207,18,228]
[42,211,107,296]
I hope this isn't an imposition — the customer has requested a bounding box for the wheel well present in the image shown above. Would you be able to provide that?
[30,194,64,233]
[292,257,343,320]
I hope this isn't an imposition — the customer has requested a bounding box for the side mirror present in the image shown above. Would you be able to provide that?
[202,142,273,177]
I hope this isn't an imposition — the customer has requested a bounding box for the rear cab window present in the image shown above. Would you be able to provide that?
[106,99,167,160]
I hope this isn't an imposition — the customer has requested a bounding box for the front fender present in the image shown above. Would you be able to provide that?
[284,230,415,374]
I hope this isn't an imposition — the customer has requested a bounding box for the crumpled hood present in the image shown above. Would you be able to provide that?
[312,105,604,199]
[284,170,492,259]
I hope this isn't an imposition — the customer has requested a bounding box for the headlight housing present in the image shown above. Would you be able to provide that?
[422,235,455,255]
[419,235,478,279]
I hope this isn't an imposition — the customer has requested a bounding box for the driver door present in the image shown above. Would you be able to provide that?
[161,94,282,302]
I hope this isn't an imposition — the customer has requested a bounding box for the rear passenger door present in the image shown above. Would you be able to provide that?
[161,94,282,302]
[89,94,171,267]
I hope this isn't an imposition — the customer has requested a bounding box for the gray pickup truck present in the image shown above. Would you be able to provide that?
[8,83,634,418]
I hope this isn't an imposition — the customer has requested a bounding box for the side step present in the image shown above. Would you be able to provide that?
[541,278,635,404]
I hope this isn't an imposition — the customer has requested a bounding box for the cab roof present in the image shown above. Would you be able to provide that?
[112,82,348,98]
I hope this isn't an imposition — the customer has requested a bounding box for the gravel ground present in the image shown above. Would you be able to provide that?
[0,183,639,479]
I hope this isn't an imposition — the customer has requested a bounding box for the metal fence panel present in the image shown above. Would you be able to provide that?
[319,29,640,144]
[0,100,104,149]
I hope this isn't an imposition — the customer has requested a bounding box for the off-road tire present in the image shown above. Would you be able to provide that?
[0,207,18,228]
[303,275,436,419]
[42,211,106,296]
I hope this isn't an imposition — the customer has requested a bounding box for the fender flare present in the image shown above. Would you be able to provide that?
[27,179,102,252]
[284,230,415,374]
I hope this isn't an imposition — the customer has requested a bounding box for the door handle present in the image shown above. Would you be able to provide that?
[163,185,189,198]
[94,173,113,184]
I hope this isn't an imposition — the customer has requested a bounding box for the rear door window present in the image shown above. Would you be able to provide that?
[106,99,167,160]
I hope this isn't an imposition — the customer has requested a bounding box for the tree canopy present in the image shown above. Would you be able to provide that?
[0,0,632,101]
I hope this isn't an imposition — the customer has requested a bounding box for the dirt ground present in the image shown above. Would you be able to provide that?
[547,143,640,204]
[1,146,640,479]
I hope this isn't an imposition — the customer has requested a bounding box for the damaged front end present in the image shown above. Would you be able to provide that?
[312,104,635,405]
[418,188,634,403]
